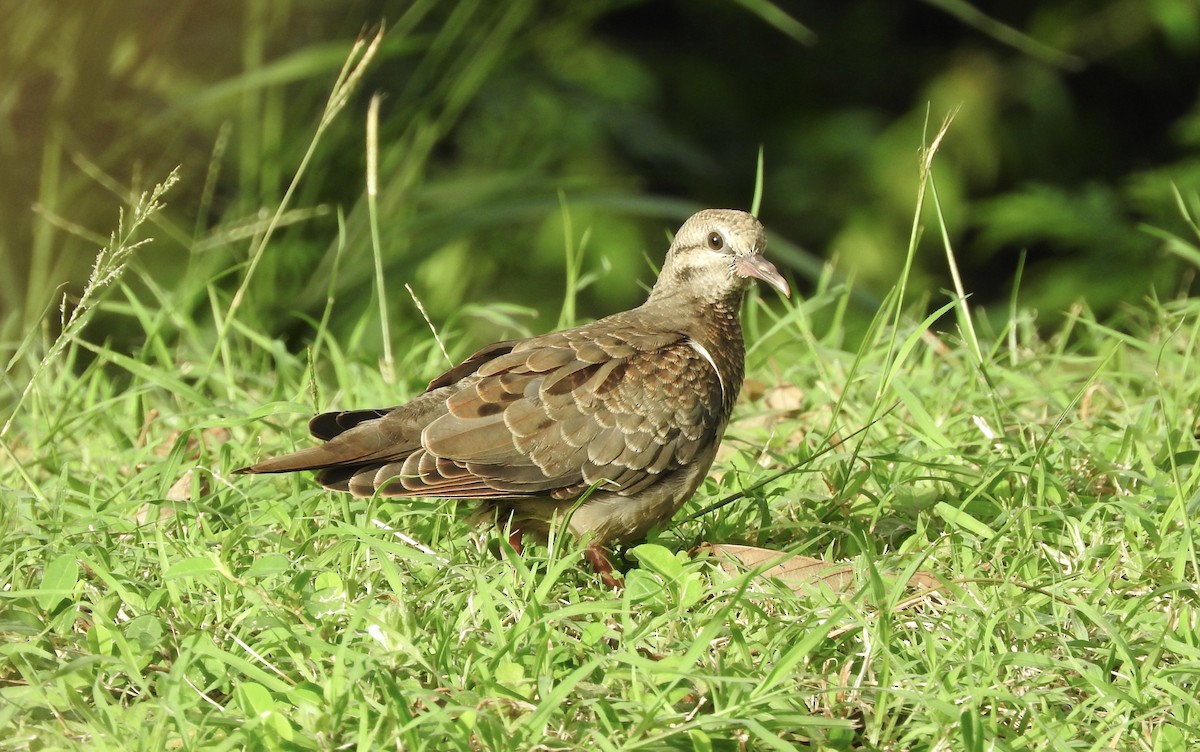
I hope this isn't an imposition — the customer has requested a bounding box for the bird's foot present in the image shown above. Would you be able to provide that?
[502,527,621,589]
[585,543,623,590]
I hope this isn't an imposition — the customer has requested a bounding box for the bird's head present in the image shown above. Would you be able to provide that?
[649,209,790,305]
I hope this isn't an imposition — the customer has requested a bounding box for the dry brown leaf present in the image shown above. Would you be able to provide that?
[741,377,768,402]
[696,543,944,597]
[695,543,856,593]
[135,468,204,525]
[166,469,204,501]
[904,570,942,592]
[734,382,807,436]
[763,384,805,412]
[134,502,177,526]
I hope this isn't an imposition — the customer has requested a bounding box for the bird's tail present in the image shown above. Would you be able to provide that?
[235,407,398,475]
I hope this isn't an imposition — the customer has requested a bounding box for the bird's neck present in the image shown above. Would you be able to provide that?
[645,287,746,340]
[703,299,747,414]
[643,291,747,410]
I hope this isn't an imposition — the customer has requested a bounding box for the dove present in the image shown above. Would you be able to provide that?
[238,209,789,586]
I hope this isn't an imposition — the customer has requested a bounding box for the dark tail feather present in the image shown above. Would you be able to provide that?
[308,408,392,440]
[237,407,403,478]
[314,463,379,492]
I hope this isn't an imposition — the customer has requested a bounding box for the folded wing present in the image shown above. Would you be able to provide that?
[243,316,727,502]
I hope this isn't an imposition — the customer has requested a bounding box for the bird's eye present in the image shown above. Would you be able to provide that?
[707,232,725,251]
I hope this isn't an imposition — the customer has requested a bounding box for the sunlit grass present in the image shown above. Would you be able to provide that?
[4,13,1200,751]
[4,170,1200,749]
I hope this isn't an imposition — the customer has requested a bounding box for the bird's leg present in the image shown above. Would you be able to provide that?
[503,516,619,589]
[585,542,623,589]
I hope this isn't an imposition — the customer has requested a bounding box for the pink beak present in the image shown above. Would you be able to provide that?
[735,254,790,297]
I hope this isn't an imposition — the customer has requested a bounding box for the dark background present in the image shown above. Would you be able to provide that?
[2,0,1197,357]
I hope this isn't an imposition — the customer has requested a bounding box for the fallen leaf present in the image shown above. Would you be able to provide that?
[166,469,205,501]
[695,543,855,593]
[695,543,943,597]
[741,377,768,402]
[763,384,805,412]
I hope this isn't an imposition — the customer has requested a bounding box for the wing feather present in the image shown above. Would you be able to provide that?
[257,312,731,501]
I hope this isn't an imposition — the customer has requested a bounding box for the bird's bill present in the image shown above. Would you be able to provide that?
[735,254,790,297]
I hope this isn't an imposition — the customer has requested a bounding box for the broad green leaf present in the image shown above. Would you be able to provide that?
[38,553,79,611]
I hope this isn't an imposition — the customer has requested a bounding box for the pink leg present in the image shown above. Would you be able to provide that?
[585,543,623,589]
[503,524,621,589]
[507,527,524,554]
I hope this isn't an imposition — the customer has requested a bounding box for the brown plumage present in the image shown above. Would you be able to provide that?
[237,209,789,582]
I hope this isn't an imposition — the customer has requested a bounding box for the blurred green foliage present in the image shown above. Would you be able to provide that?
[1,0,1198,361]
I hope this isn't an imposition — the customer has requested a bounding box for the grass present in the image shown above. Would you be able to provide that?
[4,184,1200,751]
[4,46,1200,752]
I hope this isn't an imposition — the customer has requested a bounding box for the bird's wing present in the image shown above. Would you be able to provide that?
[356,320,729,500]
